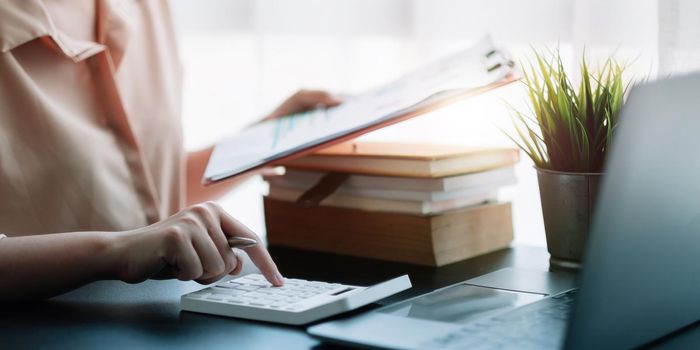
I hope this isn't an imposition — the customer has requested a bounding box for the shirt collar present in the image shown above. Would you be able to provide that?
[0,0,53,53]
[0,0,104,61]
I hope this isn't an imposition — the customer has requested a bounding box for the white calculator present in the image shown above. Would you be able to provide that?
[181,274,412,325]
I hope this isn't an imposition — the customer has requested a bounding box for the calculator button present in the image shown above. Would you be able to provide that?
[234,285,260,291]
[239,279,270,287]
[215,284,238,289]
[245,292,266,298]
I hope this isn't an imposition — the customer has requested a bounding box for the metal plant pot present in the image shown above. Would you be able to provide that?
[536,168,603,271]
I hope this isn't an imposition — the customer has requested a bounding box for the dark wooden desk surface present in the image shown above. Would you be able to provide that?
[1,245,696,349]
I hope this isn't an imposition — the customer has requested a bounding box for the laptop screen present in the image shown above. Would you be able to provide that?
[566,72,700,349]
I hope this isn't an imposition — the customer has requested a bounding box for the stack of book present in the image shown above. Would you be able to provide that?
[263,141,519,266]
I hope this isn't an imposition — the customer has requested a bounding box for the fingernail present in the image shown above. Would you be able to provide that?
[275,272,285,286]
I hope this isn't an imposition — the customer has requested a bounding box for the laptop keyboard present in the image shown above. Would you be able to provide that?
[424,289,578,350]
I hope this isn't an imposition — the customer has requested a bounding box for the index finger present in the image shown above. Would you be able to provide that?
[218,212,284,286]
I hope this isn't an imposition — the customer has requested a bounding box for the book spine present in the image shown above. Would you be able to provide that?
[268,179,500,201]
[431,202,514,266]
[264,197,436,265]
[264,198,513,266]
[276,165,517,192]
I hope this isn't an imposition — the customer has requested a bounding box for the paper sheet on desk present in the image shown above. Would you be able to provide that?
[204,36,517,184]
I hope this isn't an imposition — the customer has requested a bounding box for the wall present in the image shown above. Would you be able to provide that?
[169,0,660,247]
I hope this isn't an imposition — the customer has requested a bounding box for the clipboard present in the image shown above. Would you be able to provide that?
[203,36,518,185]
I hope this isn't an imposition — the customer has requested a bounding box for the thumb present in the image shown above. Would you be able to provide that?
[319,92,343,107]
[300,90,342,109]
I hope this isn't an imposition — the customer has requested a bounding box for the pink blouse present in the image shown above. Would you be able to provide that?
[0,0,185,235]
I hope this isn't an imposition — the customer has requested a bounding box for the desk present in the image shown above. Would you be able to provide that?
[1,246,696,349]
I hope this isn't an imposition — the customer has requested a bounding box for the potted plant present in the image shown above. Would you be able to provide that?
[507,51,627,271]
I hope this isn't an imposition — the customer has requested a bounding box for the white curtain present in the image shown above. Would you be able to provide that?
[659,0,700,75]
[168,0,685,246]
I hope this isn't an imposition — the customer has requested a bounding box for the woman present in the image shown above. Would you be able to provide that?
[0,0,340,300]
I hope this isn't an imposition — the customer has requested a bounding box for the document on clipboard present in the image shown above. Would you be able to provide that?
[203,36,517,184]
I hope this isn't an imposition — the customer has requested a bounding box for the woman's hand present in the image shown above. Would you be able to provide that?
[109,202,284,286]
[263,89,342,122]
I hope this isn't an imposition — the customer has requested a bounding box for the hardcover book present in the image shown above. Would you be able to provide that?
[264,198,514,266]
[280,142,519,177]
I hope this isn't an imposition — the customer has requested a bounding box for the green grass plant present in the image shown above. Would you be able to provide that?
[507,50,628,172]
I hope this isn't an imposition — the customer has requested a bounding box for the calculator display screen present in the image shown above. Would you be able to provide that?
[378,284,543,325]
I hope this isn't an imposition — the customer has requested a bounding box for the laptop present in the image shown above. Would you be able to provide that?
[308,72,700,349]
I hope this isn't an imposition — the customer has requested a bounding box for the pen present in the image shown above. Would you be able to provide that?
[227,237,258,249]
